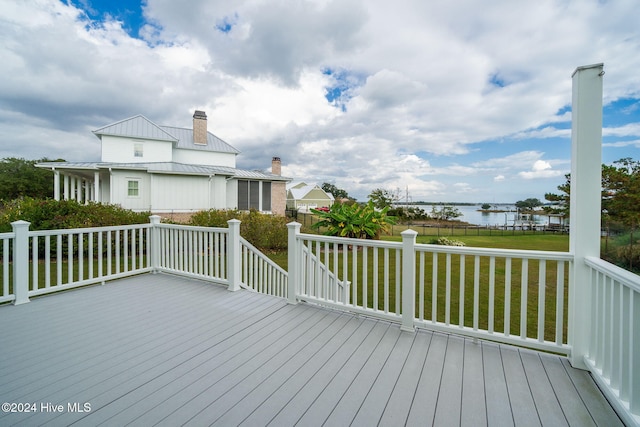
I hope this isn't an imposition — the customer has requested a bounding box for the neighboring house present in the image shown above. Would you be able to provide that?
[286,182,335,212]
[37,111,291,215]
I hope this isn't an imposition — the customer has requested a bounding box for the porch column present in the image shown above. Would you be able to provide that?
[53,170,60,201]
[568,63,603,369]
[70,177,76,201]
[63,174,69,200]
[84,178,90,204]
[94,171,100,202]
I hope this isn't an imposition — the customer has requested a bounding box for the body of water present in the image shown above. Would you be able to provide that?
[404,204,550,227]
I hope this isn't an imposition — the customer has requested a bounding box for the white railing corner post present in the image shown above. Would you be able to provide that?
[149,215,161,273]
[12,220,31,305]
[287,222,301,304]
[227,219,242,292]
[568,63,604,369]
[401,229,418,332]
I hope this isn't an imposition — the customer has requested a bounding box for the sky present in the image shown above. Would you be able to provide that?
[1,0,639,203]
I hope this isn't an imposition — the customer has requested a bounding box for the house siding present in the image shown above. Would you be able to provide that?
[101,135,173,163]
[110,171,151,211]
[150,174,210,212]
[172,149,236,168]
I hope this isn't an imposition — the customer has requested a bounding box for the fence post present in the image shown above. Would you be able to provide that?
[227,219,241,292]
[149,215,161,273]
[287,222,301,304]
[12,220,30,305]
[401,229,418,332]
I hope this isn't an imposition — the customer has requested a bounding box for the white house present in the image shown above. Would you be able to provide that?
[286,182,335,212]
[37,111,291,215]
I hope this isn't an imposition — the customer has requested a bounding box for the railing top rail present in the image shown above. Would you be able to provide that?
[157,223,229,233]
[585,256,640,292]
[297,232,401,250]
[297,232,574,261]
[0,232,14,239]
[29,223,152,237]
[416,243,574,261]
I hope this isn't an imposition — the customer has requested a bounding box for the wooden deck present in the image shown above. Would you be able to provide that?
[0,274,622,426]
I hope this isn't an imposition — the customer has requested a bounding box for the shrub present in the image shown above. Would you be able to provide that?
[0,198,150,232]
[189,209,289,252]
[429,237,466,246]
[311,200,396,239]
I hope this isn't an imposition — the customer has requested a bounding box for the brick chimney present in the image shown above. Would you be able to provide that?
[193,110,208,145]
[272,157,281,175]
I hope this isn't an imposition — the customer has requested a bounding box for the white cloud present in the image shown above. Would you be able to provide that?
[1,0,639,202]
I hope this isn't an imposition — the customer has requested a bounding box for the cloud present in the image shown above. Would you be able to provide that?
[518,159,564,179]
[494,175,505,182]
[1,0,639,203]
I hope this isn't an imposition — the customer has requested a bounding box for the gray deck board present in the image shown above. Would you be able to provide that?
[0,273,624,426]
[460,338,487,427]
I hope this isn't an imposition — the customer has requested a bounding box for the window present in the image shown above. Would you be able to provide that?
[134,143,143,158]
[262,182,271,211]
[127,180,139,197]
[237,180,271,211]
[238,181,249,210]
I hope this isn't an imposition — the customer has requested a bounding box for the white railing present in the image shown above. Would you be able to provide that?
[155,223,228,284]
[0,231,14,304]
[240,237,288,297]
[287,225,572,354]
[0,217,287,305]
[414,244,572,354]
[584,256,640,426]
[1,221,153,304]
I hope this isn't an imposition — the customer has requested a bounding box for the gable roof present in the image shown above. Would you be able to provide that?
[287,182,334,200]
[93,115,240,154]
[93,115,177,142]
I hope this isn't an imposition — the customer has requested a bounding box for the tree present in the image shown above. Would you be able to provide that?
[368,188,400,210]
[0,157,65,201]
[543,173,570,215]
[429,204,462,221]
[544,158,640,222]
[321,183,350,200]
[544,159,640,270]
[514,198,543,211]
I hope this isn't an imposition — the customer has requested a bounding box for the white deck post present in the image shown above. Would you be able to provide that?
[227,219,241,292]
[149,215,161,273]
[568,63,604,369]
[287,222,301,304]
[12,220,31,305]
[401,229,418,332]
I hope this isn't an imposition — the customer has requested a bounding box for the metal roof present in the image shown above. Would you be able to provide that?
[92,115,240,154]
[93,115,178,142]
[36,162,290,181]
[161,126,240,154]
